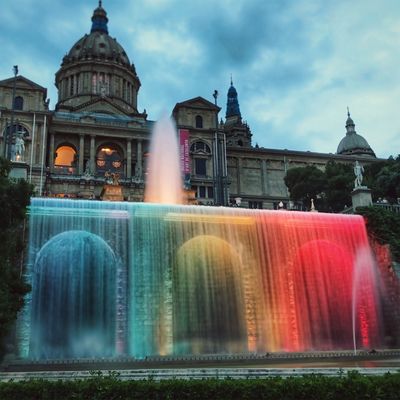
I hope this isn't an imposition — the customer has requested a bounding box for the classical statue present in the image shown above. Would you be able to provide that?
[83,160,92,177]
[354,161,364,188]
[104,170,113,184]
[111,172,120,185]
[14,134,25,160]
[104,170,120,186]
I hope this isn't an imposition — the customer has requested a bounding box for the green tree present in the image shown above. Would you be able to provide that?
[0,158,32,358]
[284,165,326,210]
[356,206,400,263]
[364,155,400,202]
[324,161,354,212]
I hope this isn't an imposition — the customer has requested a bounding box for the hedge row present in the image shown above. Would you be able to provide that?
[1,371,400,399]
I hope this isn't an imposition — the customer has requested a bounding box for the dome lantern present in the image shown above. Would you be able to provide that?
[91,1,109,34]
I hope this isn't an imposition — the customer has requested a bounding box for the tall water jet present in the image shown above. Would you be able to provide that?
[144,115,184,204]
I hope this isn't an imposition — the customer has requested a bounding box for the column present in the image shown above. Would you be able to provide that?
[35,123,41,164]
[0,118,5,157]
[78,134,85,174]
[237,157,242,194]
[135,139,142,178]
[126,139,132,178]
[261,159,267,195]
[90,135,96,175]
[49,133,55,172]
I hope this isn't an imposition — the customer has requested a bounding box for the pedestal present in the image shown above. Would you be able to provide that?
[101,184,124,201]
[351,186,372,208]
[9,161,28,180]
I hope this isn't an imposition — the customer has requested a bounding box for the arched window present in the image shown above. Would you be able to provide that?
[54,145,77,174]
[195,115,203,128]
[3,123,29,138]
[96,145,123,176]
[237,139,243,146]
[190,141,211,154]
[14,96,23,110]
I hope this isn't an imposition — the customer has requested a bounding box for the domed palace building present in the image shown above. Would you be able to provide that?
[0,2,379,209]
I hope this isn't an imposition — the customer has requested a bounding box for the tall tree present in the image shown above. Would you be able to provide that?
[284,165,326,210]
[0,158,32,358]
[324,161,354,212]
[364,155,400,202]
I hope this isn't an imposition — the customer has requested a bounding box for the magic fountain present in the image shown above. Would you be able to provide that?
[17,117,400,360]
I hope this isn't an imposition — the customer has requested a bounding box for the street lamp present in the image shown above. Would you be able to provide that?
[6,65,18,160]
[212,90,220,205]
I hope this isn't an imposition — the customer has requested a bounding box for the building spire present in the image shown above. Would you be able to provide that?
[91,1,109,34]
[345,107,355,134]
[226,78,241,119]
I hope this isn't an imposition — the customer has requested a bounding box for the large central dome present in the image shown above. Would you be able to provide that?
[55,1,142,116]
[63,3,130,68]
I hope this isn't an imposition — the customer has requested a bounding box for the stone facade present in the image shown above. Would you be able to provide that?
[0,3,379,209]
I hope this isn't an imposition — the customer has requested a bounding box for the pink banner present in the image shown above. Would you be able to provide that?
[179,129,190,175]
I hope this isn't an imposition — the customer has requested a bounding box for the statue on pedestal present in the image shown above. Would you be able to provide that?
[104,170,120,186]
[354,161,364,188]
[13,134,25,161]
[102,170,123,201]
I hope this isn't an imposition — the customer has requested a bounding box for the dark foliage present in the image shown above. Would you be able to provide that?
[364,155,400,203]
[324,161,354,212]
[0,158,32,358]
[356,206,400,263]
[284,165,326,210]
[0,371,400,399]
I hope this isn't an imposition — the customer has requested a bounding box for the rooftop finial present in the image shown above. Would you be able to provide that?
[230,74,233,86]
[99,0,102,7]
[347,106,350,117]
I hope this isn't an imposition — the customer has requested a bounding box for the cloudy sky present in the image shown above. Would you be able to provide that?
[1,0,399,158]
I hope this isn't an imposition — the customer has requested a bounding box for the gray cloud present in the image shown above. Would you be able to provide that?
[0,0,399,158]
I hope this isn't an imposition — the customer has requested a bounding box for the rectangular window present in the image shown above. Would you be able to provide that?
[123,80,127,100]
[70,75,74,96]
[199,186,206,198]
[92,74,97,94]
[195,158,206,176]
[207,186,214,198]
[249,201,263,209]
[127,83,131,103]
[107,74,112,95]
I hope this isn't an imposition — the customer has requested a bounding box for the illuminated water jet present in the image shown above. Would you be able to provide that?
[144,115,184,204]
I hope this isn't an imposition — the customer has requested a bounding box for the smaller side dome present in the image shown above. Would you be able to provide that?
[337,110,376,157]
